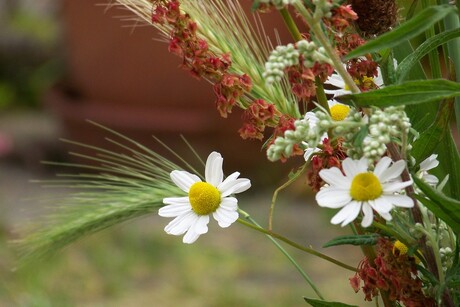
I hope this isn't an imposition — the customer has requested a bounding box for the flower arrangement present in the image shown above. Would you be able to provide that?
[17,0,460,306]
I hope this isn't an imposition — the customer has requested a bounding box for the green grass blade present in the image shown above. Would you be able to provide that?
[337,79,460,108]
[397,28,460,83]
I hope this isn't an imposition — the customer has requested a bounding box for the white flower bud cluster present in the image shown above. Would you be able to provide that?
[362,106,411,161]
[263,40,332,84]
[440,247,453,273]
[312,0,334,19]
[267,112,329,161]
[258,0,296,10]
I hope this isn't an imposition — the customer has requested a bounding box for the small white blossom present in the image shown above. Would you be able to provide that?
[418,154,439,186]
[316,157,414,227]
[160,152,251,244]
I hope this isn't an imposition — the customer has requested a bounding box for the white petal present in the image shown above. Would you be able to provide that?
[379,160,406,183]
[316,187,352,208]
[368,198,392,214]
[170,170,201,192]
[361,203,374,227]
[219,197,238,211]
[213,207,239,228]
[182,215,210,243]
[380,194,414,208]
[305,112,319,127]
[325,89,352,97]
[382,180,413,193]
[341,201,362,226]
[330,201,360,226]
[373,157,392,178]
[374,69,384,87]
[194,215,210,235]
[162,196,189,205]
[319,167,351,188]
[379,211,393,221]
[219,175,251,197]
[205,151,224,186]
[183,228,201,244]
[304,147,320,161]
[420,154,439,171]
[217,172,240,192]
[423,174,439,186]
[342,157,368,177]
[159,199,191,217]
[164,211,197,236]
[326,74,346,87]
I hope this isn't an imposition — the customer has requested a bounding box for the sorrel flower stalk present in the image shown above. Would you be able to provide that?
[115,0,300,118]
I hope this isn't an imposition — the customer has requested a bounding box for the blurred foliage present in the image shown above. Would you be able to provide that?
[0,1,62,109]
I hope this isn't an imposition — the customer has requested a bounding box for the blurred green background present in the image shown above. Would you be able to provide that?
[0,0,385,306]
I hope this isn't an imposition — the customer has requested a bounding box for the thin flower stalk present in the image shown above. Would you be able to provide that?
[292,0,360,94]
[238,210,357,272]
[238,209,324,300]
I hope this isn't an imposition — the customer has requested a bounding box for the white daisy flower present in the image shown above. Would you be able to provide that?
[324,58,395,98]
[303,100,351,161]
[315,157,414,228]
[324,70,384,97]
[417,154,439,186]
[159,152,251,244]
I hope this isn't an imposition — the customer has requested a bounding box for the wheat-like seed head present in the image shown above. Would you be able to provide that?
[111,0,300,117]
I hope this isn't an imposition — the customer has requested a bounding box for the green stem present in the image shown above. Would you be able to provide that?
[420,209,445,284]
[314,77,330,113]
[354,223,394,307]
[293,1,360,94]
[279,8,303,41]
[421,0,443,79]
[269,163,308,231]
[238,210,325,299]
[278,7,331,117]
[440,0,460,139]
[238,211,357,272]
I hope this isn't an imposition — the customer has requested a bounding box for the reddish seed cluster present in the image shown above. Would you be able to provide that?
[350,238,436,306]
[326,4,380,90]
[329,4,358,33]
[151,0,252,117]
[239,99,280,140]
[307,138,346,192]
[286,64,316,100]
[214,73,252,118]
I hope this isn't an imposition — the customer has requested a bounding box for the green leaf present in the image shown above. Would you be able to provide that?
[344,5,457,60]
[323,234,379,248]
[434,133,460,199]
[336,79,460,108]
[352,125,368,148]
[397,28,460,83]
[411,99,454,163]
[304,297,358,307]
[413,176,460,234]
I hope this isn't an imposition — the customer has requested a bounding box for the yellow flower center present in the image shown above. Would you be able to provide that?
[189,182,221,215]
[350,172,383,201]
[393,240,421,264]
[392,240,409,256]
[330,104,350,121]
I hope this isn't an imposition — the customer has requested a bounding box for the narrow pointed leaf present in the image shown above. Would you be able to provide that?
[344,5,457,60]
[412,99,454,163]
[413,176,460,234]
[304,297,358,307]
[323,234,379,248]
[397,28,460,82]
[336,79,460,108]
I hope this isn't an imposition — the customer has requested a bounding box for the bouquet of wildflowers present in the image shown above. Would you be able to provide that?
[18,0,460,306]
